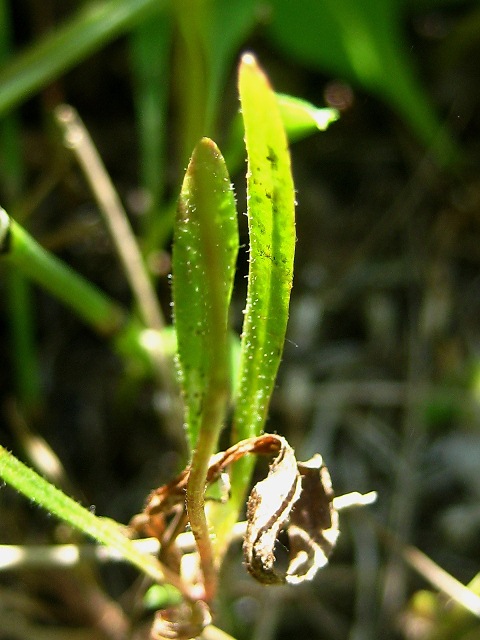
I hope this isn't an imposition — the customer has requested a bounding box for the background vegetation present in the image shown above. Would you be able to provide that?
[1,1,480,639]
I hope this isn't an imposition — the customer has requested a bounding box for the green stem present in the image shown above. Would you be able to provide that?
[5,272,42,411]
[187,358,230,600]
[0,0,42,413]
[0,208,125,336]
[0,208,175,384]
[0,445,190,596]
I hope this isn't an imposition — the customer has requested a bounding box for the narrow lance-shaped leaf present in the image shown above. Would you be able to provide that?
[174,139,239,596]
[173,137,239,451]
[224,92,338,174]
[231,53,296,500]
[0,446,185,593]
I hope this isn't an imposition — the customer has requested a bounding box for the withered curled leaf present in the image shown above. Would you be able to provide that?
[244,436,302,584]
[131,432,338,592]
[244,439,339,585]
[286,455,339,584]
[131,434,285,542]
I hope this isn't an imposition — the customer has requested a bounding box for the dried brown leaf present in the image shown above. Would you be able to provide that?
[244,436,302,584]
[243,441,339,585]
[131,433,339,589]
[286,455,340,584]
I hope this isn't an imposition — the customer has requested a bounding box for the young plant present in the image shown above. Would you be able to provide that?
[0,54,343,639]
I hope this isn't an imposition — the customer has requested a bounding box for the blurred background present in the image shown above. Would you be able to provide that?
[1,1,480,639]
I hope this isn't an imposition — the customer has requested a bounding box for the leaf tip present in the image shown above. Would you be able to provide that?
[240,51,257,68]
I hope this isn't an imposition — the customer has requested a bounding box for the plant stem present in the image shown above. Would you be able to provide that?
[0,445,192,597]
[0,0,42,414]
[0,207,126,336]
[54,105,165,333]
[186,384,229,601]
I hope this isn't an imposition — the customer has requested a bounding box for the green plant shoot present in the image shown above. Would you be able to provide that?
[234,52,296,449]
[173,137,239,452]
[211,54,296,555]
[0,445,186,595]
[173,138,238,597]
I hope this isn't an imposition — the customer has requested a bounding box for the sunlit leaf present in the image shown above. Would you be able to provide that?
[173,138,239,450]
[221,54,296,538]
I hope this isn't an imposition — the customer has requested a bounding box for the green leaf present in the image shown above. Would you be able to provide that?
[173,137,239,451]
[266,0,461,164]
[205,0,258,127]
[129,13,172,219]
[231,52,296,491]
[224,92,338,173]
[143,584,183,610]
[0,0,164,117]
[276,93,339,142]
[0,446,173,586]
[209,55,296,561]
[234,53,295,441]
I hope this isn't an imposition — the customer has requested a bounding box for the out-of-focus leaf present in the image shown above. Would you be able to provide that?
[0,0,165,117]
[205,0,258,127]
[276,93,339,142]
[129,13,172,220]
[266,0,461,164]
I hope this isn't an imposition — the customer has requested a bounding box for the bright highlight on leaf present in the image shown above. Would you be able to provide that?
[276,93,339,142]
[234,52,296,443]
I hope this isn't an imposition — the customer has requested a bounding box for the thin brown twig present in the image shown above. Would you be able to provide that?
[53,105,184,442]
[0,491,377,570]
[402,544,480,617]
[54,104,164,333]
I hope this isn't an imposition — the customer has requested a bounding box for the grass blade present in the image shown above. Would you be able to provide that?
[0,445,188,595]
[0,0,164,117]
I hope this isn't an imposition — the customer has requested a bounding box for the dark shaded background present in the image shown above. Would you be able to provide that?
[1,2,480,639]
